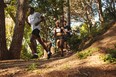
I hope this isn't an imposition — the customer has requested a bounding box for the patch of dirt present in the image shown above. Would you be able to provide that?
[92,22,116,49]
[0,22,116,77]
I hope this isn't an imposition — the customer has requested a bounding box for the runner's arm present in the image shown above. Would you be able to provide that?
[35,16,44,26]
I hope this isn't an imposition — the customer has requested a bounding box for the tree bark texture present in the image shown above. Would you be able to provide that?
[97,0,104,22]
[0,0,8,60]
[9,0,28,59]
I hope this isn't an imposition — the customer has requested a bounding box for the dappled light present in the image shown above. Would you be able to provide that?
[0,0,116,77]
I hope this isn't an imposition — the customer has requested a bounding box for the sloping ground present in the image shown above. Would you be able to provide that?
[92,21,116,50]
[0,22,116,77]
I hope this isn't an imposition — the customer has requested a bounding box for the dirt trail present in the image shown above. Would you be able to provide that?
[0,22,116,77]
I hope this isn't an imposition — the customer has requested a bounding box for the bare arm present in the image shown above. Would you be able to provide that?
[26,16,31,27]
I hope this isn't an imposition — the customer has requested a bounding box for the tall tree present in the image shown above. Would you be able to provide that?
[60,0,64,27]
[105,0,116,19]
[71,0,95,32]
[9,0,28,59]
[67,0,71,28]
[0,0,8,60]
[29,0,65,40]
[96,0,104,23]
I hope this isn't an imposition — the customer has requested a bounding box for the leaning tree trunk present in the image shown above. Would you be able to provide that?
[9,0,28,59]
[0,0,8,60]
[97,0,104,23]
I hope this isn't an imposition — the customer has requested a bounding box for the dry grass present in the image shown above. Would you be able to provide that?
[0,23,116,77]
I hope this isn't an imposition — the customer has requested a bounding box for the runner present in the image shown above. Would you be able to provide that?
[27,7,51,59]
[54,20,65,57]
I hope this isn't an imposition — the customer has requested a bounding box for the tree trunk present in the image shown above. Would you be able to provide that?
[108,0,116,19]
[60,0,64,27]
[67,0,71,28]
[97,0,104,23]
[9,0,28,59]
[0,0,8,60]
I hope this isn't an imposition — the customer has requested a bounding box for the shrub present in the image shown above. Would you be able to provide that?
[67,34,82,51]
[21,43,32,60]
[77,50,92,59]
[37,45,44,58]
[27,63,38,71]
[77,47,98,59]
[100,48,116,63]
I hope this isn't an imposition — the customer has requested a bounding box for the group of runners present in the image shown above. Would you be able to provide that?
[27,7,71,59]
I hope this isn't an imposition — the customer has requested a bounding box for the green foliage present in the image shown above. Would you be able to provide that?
[21,41,32,60]
[21,41,44,60]
[30,0,63,16]
[21,42,44,60]
[20,24,32,60]
[91,22,102,36]
[37,45,44,58]
[77,47,98,59]
[80,23,89,38]
[5,20,14,48]
[100,48,116,63]
[27,63,38,71]
[77,50,92,59]
[67,34,81,51]
[29,0,65,40]
[101,54,116,63]
[103,1,116,21]
[80,22,102,38]
[5,0,16,17]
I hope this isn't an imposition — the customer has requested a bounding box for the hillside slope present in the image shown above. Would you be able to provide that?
[0,22,116,77]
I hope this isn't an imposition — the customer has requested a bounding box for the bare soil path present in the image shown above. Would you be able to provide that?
[0,22,116,77]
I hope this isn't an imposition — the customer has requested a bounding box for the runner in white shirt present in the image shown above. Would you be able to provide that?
[27,7,51,59]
